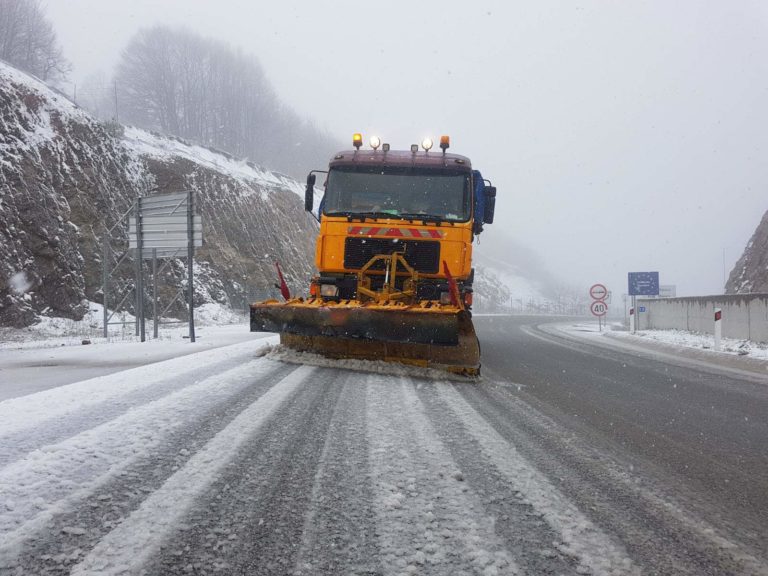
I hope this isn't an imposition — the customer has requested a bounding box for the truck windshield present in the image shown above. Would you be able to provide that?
[323,167,471,222]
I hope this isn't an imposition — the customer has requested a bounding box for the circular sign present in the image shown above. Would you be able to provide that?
[589,283,608,300]
[591,300,608,317]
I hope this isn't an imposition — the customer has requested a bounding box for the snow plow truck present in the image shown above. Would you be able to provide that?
[250,134,496,376]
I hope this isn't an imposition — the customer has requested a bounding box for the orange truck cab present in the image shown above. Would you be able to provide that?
[303,136,496,308]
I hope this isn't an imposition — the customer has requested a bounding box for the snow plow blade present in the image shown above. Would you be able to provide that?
[250,299,480,376]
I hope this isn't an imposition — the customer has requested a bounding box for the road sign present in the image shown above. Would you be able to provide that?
[639,306,646,312]
[128,215,203,251]
[659,285,676,298]
[127,193,203,259]
[126,191,201,344]
[628,272,659,296]
[590,300,608,316]
[589,283,608,301]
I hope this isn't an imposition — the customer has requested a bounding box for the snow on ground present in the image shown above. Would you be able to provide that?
[366,375,518,574]
[261,344,476,382]
[70,365,314,575]
[0,300,271,400]
[561,321,768,361]
[123,126,304,199]
[0,301,243,350]
[437,384,639,575]
[0,62,90,127]
[0,325,272,401]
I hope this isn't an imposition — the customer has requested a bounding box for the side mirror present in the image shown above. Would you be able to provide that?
[483,186,496,224]
[305,173,316,212]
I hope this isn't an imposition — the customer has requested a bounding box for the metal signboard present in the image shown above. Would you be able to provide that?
[628,272,659,296]
[590,300,608,317]
[589,283,608,301]
[659,285,676,298]
[126,191,202,343]
[639,306,647,312]
[128,215,203,251]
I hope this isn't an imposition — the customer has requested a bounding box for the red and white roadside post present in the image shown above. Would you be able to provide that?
[629,306,635,333]
[714,308,722,351]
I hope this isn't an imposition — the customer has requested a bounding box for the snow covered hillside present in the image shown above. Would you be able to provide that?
[472,230,586,314]
[0,61,317,328]
[726,209,768,294]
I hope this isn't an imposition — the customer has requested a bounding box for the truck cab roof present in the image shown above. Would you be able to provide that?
[329,149,472,172]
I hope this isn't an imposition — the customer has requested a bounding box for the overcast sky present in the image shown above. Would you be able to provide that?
[48,0,768,297]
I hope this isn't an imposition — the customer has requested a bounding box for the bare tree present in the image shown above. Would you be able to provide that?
[0,0,69,81]
[115,26,336,178]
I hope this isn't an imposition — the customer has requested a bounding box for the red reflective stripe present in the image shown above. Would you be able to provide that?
[368,228,380,236]
[348,226,362,235]
[428,229,442,238]
[386,228,403,237]
[715,310,722,321]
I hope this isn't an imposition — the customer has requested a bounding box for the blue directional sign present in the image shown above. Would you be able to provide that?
[628,272,659,296]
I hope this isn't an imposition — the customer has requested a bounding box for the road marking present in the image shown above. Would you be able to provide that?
[438,383,640,576]
[0,358,284,560]
[366,375,519,574]
[0,339,270,439]
[70,364,314,576]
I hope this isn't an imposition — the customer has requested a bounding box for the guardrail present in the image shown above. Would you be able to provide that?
[638,294,768,343]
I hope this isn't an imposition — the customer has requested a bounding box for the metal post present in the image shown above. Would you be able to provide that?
[135,198,145,342]
[134,200,141,337]
[243,275,248,315]
[187,191,196,342]
[153,248,158,339]
[102,235,109,339]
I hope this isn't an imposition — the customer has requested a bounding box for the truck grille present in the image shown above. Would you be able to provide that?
[344,237,440,274]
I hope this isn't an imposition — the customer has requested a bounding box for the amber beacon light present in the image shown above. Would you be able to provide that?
[353,133,363,149]
[440,135,450,151]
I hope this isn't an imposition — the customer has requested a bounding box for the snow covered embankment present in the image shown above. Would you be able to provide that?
[0,60,317,329]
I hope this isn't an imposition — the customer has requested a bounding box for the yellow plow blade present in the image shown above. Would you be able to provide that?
[250,299,480,376]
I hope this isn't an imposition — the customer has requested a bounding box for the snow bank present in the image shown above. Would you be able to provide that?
[619,328,768,360]
[562,321,768,361]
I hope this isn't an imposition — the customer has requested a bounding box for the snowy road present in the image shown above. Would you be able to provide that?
[1,317,767,575]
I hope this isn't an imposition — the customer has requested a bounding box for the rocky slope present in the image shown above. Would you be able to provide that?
[0,62,317,328]
[726,209,768,294]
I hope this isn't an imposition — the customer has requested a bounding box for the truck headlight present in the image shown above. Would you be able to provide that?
[320,284,339,297]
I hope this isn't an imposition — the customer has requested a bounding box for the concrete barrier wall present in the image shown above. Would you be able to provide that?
[638,294,768,342]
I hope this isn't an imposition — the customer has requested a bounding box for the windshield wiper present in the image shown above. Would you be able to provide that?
[397,213,445,224]
[343,211,401,222]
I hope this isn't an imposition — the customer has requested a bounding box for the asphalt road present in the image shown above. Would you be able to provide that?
[475,315,768,575]
[1,316,766,575]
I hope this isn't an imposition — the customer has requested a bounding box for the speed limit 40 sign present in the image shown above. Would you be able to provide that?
[591,300,608,317]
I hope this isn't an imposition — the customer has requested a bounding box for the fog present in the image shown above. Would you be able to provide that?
[48,0,768,298]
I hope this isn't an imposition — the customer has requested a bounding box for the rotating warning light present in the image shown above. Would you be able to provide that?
[370,136,381,150]
[352,133,363,149]
[410,144,419,153]
[422,138,433,151]
[440,135,450,150]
